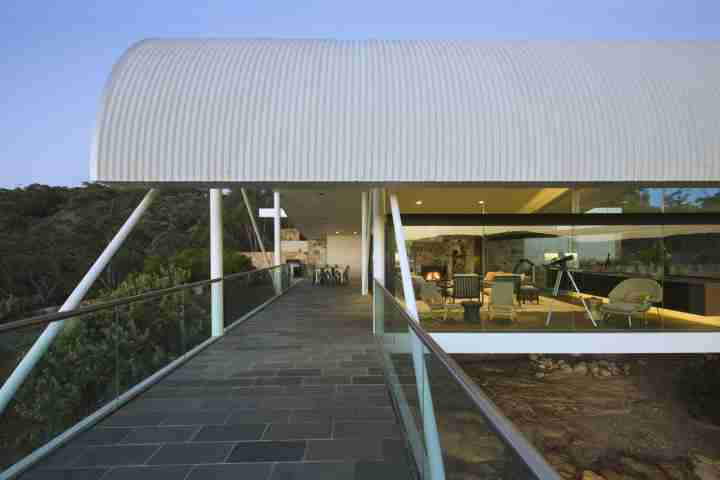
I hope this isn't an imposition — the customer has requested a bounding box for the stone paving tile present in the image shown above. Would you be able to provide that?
[73,428,132,445]
[354,407,397,422]
[21,468,108,480]
[147,443,234,465]
[355,461,414,480]
[230,369,277,377]
[381,439,410,461]
[303,375,350,385]
[70,445,160,467]
[284,385,336,395]
[256,376,303,386]
[263,422,331,440]
[333,422,402,439]
[191,424,267,442]
[161,410,230,426]
[306,439,382,460]
[22,283,413,479]
[277,368,322,376]
[185,463,273,480]
[34,446,87,469]
[227,441,307,462]
[227,409,291,424]
[101,465,192,480]
[270,461,355,480]
[101,412,168,427]
[119,426,199,444]
[289,408,355,423]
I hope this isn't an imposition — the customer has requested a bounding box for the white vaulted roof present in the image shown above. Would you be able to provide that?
[92,39,720,184]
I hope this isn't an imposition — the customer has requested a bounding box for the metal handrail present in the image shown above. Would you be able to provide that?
[0,265,285,334]
[375,281,561,480]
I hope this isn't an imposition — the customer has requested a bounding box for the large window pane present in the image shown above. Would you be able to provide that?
[664,188,720,212]
[577,187,663,213]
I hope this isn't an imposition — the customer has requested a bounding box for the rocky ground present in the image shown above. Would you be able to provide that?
[457,354,720,480]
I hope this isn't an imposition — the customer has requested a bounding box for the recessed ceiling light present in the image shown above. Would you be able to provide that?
[353,231,358,235]
[415,200,423,205]
[477,200,485,205]
[335,231,340,234]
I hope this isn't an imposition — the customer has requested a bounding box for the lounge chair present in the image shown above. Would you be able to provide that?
[450,274,482,304]
[416,278,464,322]
[598,278,663,328]
[489,281,517,323]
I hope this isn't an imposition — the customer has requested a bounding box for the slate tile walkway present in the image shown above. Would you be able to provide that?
[22,282,415,480]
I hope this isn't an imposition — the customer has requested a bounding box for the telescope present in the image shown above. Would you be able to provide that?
[546,254,575,269]
[545,254,598,327]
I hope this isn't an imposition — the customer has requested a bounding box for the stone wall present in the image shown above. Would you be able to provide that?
[240,236,327,269]
[410,236,482,277]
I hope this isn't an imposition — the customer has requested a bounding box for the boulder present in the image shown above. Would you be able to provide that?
[620,456,666,479]
[573,363,589,375]
[692,454,720,480]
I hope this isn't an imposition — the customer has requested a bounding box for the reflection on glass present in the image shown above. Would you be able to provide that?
[0,266,291,471]
[578,186,662,213]
[374,283,551,479]
[664,188,720,212]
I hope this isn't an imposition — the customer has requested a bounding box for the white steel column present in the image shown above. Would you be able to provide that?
[210,189,224,337]
[372,189,386,286]
[273,191,282,293]
[372,189,386,333]
[0,189,158,415]
[241,188,271,268]
[389,193,446,480]
[273,191,281,265]
[361,191,369,295]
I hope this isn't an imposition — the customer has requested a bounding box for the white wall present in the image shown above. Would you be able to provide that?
[326,235,361,278]
[430,332,720,354]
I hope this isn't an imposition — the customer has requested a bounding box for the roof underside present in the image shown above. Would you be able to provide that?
[92,39,720,184]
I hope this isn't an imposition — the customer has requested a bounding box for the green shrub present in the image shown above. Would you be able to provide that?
[145,249,254,282]
[8,265,210,446]
[675,355,720,425]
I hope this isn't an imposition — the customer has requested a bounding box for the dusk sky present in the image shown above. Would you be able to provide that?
[2,1,719,188]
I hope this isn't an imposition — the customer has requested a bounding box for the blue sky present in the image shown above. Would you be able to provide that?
[1,0,719,188]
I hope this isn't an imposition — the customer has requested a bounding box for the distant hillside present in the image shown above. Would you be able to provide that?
[0,184,276,321]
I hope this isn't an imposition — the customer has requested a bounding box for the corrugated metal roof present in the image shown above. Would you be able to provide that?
[92,39,720,184]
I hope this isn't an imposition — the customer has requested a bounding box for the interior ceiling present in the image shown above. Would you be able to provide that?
[393,187,570,214]
[280,187,367,239]
[279,186,573,239]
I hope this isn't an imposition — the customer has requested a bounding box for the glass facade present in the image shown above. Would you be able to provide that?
[398,186,720,333]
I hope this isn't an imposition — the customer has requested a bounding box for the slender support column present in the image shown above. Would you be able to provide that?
[372,189,386,286]
[389,193,446,480]
[273,191,282,293]
[0,189,158,415]
[210,189,224,337]
[372,189,386,333]
[241,188,271,268]
[361,191,369,295]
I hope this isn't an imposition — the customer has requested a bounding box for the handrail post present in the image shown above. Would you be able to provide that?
[210,188,224,337]
[0,189,158,415]
[389,193,446,480]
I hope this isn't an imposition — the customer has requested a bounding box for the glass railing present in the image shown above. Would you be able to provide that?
[0,265,291,472]
[374,280,560,479]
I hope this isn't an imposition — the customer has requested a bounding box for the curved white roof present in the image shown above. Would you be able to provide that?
[92,39,720,184]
